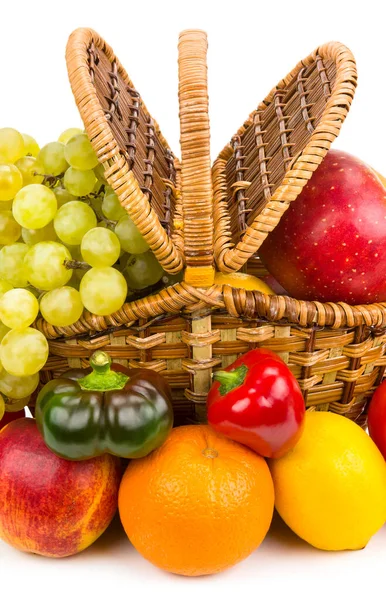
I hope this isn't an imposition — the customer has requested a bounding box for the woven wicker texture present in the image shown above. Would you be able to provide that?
[213,42,358,272]
[178,30,214,286]
[33,29,386,427]
[65,28,184,273]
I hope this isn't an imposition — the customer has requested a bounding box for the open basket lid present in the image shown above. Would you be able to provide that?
[66,29,357,285]
[213,42,357,273]
[65,29,184,275]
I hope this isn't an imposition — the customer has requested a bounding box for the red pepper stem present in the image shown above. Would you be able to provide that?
[213,364,248,395]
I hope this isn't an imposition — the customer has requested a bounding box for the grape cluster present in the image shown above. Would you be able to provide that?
[0,126,176,417]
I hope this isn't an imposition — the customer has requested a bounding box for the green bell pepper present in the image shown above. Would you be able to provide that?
[35,350,173,461]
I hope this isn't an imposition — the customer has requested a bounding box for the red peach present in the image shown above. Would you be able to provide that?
[0,418,121,557]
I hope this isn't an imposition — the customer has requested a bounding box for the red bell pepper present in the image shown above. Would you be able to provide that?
[207,349,305,458]
[368,380,386,460]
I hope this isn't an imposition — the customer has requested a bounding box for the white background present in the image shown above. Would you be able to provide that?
[1,0,385,597]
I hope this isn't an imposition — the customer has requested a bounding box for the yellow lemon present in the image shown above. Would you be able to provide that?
[270,411,386,551]
[214,271,273,293]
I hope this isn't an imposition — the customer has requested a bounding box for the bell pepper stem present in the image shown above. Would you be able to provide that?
[213,364,248,395]
[79,351,129,391]
[90,351,112,374]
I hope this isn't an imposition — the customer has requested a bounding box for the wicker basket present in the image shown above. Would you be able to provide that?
[35,28,386,427]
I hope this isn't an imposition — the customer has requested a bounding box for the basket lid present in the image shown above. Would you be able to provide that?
[66,30,357,283]
[213,42,357,272]
[66,28,184,275]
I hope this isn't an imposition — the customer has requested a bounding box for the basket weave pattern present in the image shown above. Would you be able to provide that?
[35,29,386,426]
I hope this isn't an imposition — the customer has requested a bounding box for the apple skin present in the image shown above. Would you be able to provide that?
[259,150,386,304]
[261,274,288,295]
[0,418,121,557]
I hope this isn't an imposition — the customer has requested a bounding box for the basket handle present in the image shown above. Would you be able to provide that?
[178,30,214,287]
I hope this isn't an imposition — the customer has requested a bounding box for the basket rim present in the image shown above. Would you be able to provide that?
[36,283,386,341]
[65,27,184,274]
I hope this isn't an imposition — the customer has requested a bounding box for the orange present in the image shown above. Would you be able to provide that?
[214,271,274,293]
[119,425,274,576]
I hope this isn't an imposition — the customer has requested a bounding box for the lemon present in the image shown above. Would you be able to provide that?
[214,271,273,293]
[270,411,386,551]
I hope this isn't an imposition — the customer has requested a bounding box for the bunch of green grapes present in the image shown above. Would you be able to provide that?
[0,125,175,418]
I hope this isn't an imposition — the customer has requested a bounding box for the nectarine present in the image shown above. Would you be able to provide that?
[0,418,121,557]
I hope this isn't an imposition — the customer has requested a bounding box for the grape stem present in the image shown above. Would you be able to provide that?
[64,259,91,271]
[98,214,116,228]
[38,172,66,188]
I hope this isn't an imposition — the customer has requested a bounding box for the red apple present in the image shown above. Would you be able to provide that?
[259,149,386,304]
[0,418,121,557]
[368,380,386,460]
[261,274,288,295]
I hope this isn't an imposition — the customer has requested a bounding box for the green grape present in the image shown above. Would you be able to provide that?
[63,167,96,196]
[94,163,106,183]
[38,142,68,176]
[40,286,83,326]
[58,127,83,145]
[54,201,97,245]
[102,191,126,221]
[24,241,72,291]
[0,164,23,202]
[22,221,57,245]
[0,200,13,211]
[14,156,44,186]
[0,128,25,163]
[67,273,81,290]
[74,268,87,283]
[123,251,163,289]
[0,288,39,329]
[0,322,9,343]
[53,186,77,207]
[115,215,149,254]
[13,184,57,229]
[97,220,115,232]
[0,211,21,245]
[3,395,31,412]
[68,245,87,283]
[69,244,82,261]
[81,227,121,267]
[92,180,104,198]
[64,134,99,171]
[25,285,40,299]
[89,194,103,215]
[0,327,49,376]
[22,133,40,157]
[80,267,127,316]
[0,393,4,419]
[0,280,13,298]
[0,244,29,287]
[0,370,39,400]
[161,270,184,287]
